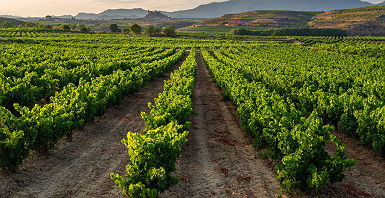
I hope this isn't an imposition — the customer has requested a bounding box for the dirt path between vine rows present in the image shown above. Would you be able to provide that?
[160,50,281,198]
[0,54,188,198]
[161,50,385,198]
[313,130,385,198]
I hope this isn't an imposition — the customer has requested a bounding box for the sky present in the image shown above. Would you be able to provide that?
[0,0,384,17]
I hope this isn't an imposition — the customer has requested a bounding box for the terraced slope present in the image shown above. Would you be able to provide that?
[197,10,322,29]
[309,5,385,36]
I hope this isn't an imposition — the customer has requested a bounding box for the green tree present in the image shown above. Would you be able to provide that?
[79,25,90,33]
[145,26,161,37]
[129,24,142,35]
[154,27,161,35]
[59,24,71,31]
[123,27,130,35]
[109,24,120,33]
[144,26,155,37]
[162,26,176,37]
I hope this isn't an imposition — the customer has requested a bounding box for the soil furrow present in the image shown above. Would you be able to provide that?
[160,50,281,198]
[313,130,385,198]
[0,53,189,198]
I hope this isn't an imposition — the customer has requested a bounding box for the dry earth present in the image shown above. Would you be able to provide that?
[0,54,188,198]
[160,51,281,198]
[315,130,385,198]
[1,49,385,198]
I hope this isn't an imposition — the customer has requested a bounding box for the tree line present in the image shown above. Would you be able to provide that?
[110,23,176,37]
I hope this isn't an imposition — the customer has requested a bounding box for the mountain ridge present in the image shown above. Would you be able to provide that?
[75,0,377,19]
[2,0,385,19]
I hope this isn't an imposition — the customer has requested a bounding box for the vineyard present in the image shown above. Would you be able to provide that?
[1,32,385,197]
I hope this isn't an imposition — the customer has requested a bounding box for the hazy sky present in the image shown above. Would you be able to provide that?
[1,0,384,17]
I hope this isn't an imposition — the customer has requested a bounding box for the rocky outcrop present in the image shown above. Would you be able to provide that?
[143,10,171,21]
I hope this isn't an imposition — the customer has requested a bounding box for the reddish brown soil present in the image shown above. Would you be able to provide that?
[1,49,385,198]
[0,54,188,198]
[160,50,281,198]
[313,130,385,198]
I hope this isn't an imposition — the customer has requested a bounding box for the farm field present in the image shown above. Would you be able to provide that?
[1,32,385,197]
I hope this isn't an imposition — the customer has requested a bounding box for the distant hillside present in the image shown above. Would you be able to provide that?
[60,0,376,20]
[197,10,322,29]
[166,0,372,18]
[309,5,385,36]
[0,17,25,25]
[76,8,147,19]
[1,0,381,20]
[0,15,22,19]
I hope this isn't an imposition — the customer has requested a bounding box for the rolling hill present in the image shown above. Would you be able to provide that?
[0,17,26,26]
[197,10,323,29]
[309,5,385,36]
[166,0,372,18]
[76,8,147,19]
[70,0,376,19]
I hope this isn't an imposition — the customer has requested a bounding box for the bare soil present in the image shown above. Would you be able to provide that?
[286,129,385,198]
[0,54,188,198]
[1,49,385,198]
[309,10,385,36]
[313,130,385,198]
[161,50,385,198]
[160,50,281,198]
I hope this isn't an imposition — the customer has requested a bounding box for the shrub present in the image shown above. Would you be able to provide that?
[162,26,176,37]
[129,24,142,35]
[109,24,120,33]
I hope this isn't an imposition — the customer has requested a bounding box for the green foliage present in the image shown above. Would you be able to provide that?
[0,43,185,169]
[0,21,14,28]
[59,24,71,32]
[122,27,130,35]
[213,41,385,160]
[337,5,385,13]
[2,32,385,194]
[79,24,90,33]
[0,45,175,112]
[202,46,355,192]
[162,26,176,37]
[271,30,282,36]
[111,49,197,197]
[145,26,161,37]
[109,24,120,33]
[130,24,142,35]
[111,123,187,197]
[44,25,52,30]
[24,22,35,28]
[229,27,347,37]
[0,107,29,170]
